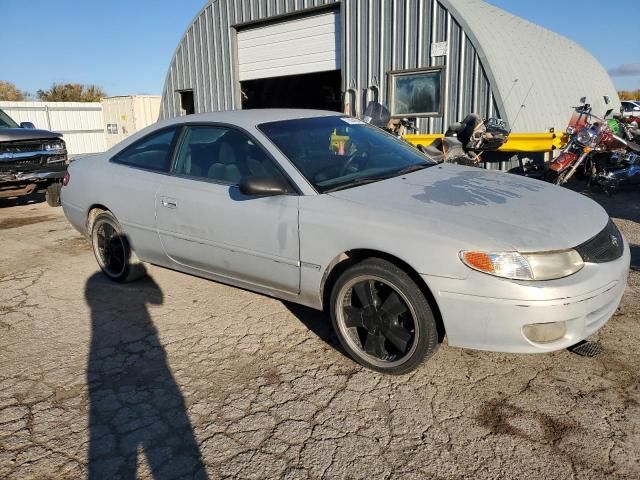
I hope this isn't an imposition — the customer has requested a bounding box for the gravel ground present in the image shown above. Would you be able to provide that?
[0,187,639,479]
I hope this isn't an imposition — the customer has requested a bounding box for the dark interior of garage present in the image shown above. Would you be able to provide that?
[241,70,342,111]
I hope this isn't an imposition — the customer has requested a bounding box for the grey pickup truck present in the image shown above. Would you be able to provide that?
[0,107,68,206]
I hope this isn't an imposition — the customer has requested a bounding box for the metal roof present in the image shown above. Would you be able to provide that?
[161,0,618,133]
[442,0,619,132]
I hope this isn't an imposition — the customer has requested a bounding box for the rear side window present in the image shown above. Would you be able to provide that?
[112,128,178,172]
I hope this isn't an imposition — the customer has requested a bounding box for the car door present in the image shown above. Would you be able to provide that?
[106,126,180,264]
[155,124,301,294]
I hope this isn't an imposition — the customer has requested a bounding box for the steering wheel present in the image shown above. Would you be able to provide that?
[338,150,368,177]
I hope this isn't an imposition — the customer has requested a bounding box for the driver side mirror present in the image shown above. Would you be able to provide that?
[604,95,610,105]
[239,175,291,196]
[579,96,587,104]
[20,121,35,129]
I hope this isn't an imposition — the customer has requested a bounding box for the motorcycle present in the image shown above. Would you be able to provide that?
[550,97,615,185]
[420,113,510,166]
[620,109,640,143]
[586,149,640,194]
[363,101,510,166]
[551,96,640,190]
[585,106,640,194]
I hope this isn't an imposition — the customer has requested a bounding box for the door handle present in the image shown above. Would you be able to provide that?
[161,198,177,209]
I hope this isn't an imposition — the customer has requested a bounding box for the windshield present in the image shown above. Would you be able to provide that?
[0,109,19,128]
[259,116,435,193]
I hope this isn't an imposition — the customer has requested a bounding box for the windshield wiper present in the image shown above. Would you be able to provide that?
[323,163,433,193]
[393,162,433,176]
[323,176,387,193]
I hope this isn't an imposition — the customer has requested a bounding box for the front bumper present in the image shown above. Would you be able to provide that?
[423,240,630,353]
[0,169,66,183]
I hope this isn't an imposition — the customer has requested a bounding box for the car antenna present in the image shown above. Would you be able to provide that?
[495,78,519,121]
[509,83,534,133]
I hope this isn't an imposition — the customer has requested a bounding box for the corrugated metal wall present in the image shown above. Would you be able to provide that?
[161,0,340,119]
[160,0,498,133]
[341,0,497,133]
[0,101,107,155]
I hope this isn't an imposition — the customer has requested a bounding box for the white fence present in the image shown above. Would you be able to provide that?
[0,101,107,155]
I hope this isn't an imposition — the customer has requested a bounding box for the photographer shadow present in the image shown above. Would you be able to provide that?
[85,272,206,479]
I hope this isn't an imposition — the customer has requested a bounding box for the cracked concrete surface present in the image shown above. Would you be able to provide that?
[0,190,639,479]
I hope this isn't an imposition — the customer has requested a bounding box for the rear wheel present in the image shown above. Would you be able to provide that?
[90,212,146,282]
[330,258,439,374]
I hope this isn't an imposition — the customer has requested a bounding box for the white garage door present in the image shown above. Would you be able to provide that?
[237,10,341,81]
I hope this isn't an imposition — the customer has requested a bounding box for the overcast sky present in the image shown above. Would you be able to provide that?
[2,0,638,97]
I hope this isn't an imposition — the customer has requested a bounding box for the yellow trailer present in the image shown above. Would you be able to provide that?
[403,132,568,153]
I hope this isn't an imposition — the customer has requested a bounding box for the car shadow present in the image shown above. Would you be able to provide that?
[85,272,206,479]
[0,190,46,208]
[281,302,351,361]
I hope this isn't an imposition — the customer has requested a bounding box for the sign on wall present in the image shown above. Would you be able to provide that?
[431,41,448,57]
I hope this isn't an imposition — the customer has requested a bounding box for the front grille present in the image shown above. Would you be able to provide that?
[576,219,624,263]
[0,141,46,153]
[0,139,66,174]
[0,158,45,173]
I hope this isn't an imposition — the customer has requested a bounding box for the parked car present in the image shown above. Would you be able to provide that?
[61,110,630,374]
[0,108,68,206]
[621,100,640,117]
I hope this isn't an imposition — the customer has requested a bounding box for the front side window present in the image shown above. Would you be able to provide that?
[0,109,19,129]
[172,126,286,185]
[112,128,178,172]
[259,116,435,193]
[388,68,443,117]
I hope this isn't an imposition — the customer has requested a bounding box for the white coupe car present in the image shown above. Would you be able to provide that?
[61,110,630,374]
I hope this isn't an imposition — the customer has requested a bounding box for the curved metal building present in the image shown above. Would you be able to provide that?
[160,0,618,133]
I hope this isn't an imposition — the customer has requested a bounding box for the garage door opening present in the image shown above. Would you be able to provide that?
[241,70,342,111]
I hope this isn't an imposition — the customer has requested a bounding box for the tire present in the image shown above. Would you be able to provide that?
[554,170,568,185]
[45,183,62,207]
[329,258,439,375]
[90,211,146,283]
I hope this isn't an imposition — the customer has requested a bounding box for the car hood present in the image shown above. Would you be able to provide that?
[0,128,62,142]
[328,164,609,252]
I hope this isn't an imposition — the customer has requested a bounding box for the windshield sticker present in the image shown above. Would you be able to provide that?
[341,117,365,125]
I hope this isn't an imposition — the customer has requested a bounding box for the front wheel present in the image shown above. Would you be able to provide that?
[554,170,569,185]
[90,212,146,283]
[45,183,62,207]
[330,258,439,374]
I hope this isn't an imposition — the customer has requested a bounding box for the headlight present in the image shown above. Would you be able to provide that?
[575,128,596,147]
[44,141,65,151]
[460,250,584,280]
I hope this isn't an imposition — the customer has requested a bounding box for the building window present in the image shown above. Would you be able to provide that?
[388,67,444,117]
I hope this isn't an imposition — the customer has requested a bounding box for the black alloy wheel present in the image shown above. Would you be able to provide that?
[90,212,145,283]
[330,258,439,374]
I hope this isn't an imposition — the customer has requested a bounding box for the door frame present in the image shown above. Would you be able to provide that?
[165,121,304,194]
[231,3,342,110]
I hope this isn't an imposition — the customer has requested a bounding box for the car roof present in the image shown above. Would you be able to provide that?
[156,109,344,130]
